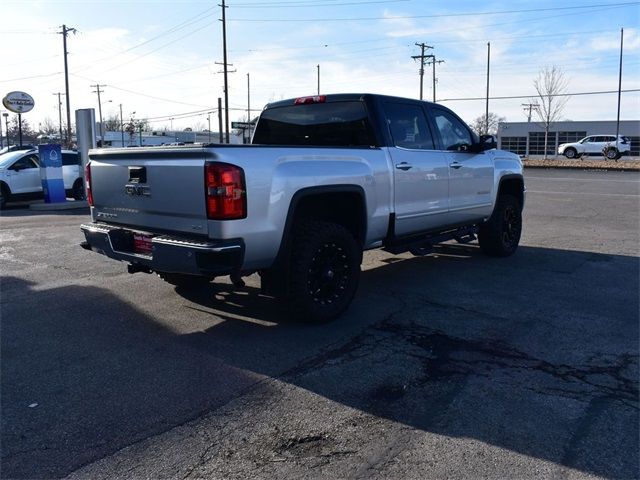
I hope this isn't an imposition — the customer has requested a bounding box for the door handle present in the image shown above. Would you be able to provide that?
[449,162,462,169]
[395,162,413,171]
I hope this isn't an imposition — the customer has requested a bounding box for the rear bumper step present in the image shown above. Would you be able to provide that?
[80,223,244,276]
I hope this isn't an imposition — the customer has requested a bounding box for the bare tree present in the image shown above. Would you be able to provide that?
[470,112,505,137]
[102,114,121,132]
[531,66,569,159]
[39,117,58,135]
[191,121,206,132]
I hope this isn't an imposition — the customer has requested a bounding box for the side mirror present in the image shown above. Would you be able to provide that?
[478,134,497,151]
[10,165,23,172]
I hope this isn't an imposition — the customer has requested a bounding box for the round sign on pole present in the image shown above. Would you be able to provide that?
[2,91,35,114]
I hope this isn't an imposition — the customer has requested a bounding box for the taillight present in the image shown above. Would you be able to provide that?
[205,162,246,220]
[294,95,326,105]
[85,162,94,206]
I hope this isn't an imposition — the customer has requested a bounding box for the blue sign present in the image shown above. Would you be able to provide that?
[38,144,66,203]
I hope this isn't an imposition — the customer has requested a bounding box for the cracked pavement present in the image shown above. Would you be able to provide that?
[1,169,639,479]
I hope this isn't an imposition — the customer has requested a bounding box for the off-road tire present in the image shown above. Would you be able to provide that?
[564,147,578,159]
[478,194,522,257]
[288,220,361,323]
[72,179,85,201]
[158,272,211,288]
[0,184,9,210]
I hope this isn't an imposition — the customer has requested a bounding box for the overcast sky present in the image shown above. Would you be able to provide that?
[1,0,639,132]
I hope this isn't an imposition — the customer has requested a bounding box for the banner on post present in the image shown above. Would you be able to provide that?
[38,144,66,203]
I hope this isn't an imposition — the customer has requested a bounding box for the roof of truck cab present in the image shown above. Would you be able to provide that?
[263,93,436,110]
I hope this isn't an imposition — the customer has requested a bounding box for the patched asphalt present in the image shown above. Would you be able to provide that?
[1,168,638,479]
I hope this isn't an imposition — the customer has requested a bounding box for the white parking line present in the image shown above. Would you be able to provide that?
[526,176,640,183]
[527,190,639,197]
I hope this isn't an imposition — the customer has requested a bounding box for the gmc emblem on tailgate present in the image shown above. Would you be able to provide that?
[124,184,151,197]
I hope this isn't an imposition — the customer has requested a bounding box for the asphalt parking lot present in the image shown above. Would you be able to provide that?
[1,168,638,479]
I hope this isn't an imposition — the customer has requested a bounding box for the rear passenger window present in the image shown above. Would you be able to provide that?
[382,102,435,150]
[62,153,79,166]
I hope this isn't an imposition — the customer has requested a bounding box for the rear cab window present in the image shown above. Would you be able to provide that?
[253,101,377,147]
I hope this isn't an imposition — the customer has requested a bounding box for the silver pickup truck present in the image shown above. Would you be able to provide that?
[81,93,524,322]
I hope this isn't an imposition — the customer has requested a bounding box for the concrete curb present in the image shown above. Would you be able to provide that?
[29,201,89,211]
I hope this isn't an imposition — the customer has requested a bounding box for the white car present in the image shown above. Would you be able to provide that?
[558,135,631,160]
[0,148,84,208]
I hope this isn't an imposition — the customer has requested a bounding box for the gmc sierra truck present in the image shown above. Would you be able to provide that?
[81,93,525,322]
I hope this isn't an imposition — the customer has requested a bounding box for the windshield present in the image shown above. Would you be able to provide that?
[0,150,37,168]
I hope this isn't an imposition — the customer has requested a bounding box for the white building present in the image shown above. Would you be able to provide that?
[101,130,244,147]
[497,120,639,158]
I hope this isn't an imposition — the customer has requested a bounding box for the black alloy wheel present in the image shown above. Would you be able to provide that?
[478,194,522,257]
[308,241,350,306]
[288,220,361,323]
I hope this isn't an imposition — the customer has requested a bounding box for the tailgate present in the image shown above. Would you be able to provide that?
[88,147,211,235]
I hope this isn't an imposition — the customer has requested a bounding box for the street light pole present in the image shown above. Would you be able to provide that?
[119,103,124,147]
[615,28,624,155]
[91,84,106,146]
[485,42,490,135]
[247,72,251,141]
[53,93,65,144]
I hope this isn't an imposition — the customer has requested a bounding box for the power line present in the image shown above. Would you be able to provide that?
[71,73,213,108]
[0,72,61,83]
[71,7,216,72]
[81,21,214,75]
[227,2,639,21]
[230,0,410,7]
[438,89,640,102]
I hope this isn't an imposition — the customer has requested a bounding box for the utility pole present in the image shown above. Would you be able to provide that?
[218,97,223,143]
[119,103,124,147]
[58,25,76,147]
[247,73,251,142]
[615,27,624,154]
[485,42,490,135]
[207,112,212,143]
[219,0,231,144]
[90,84,106,145]
[0,111,3,149]
[317,64,320,95]
[424,55,444,102]
[521,102,538,122]
[53,92,65,143]
[411,42,433,100]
